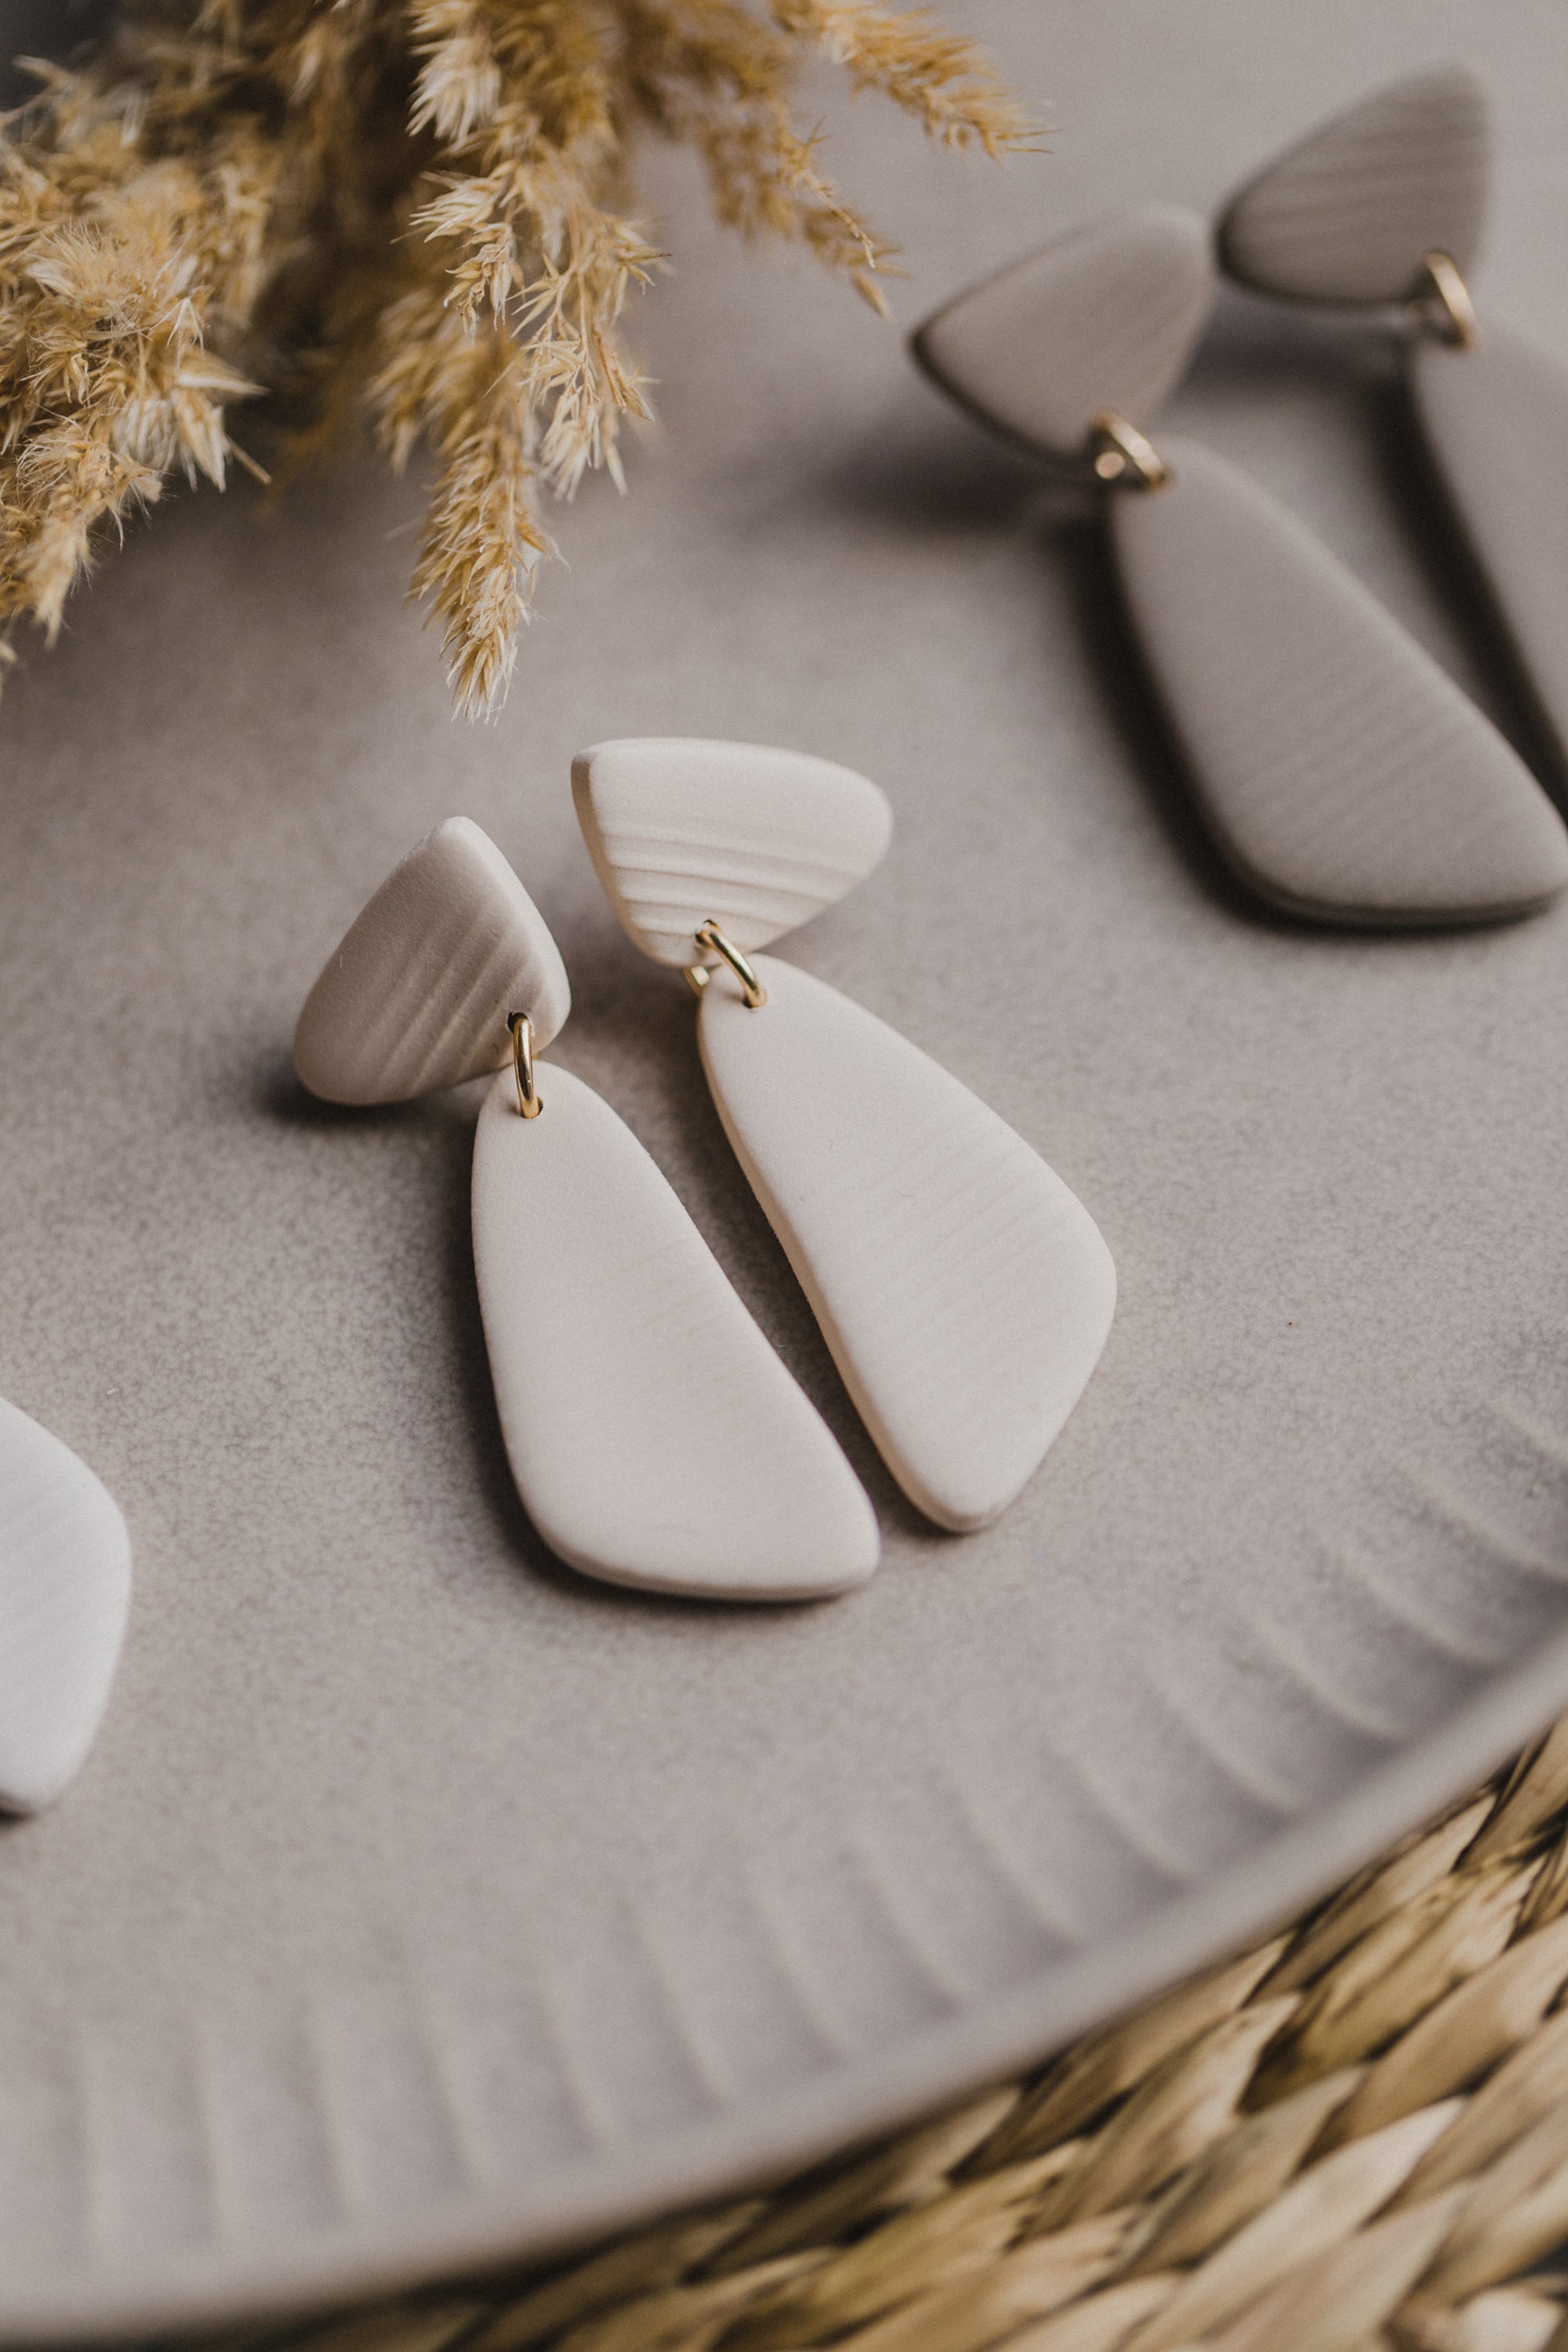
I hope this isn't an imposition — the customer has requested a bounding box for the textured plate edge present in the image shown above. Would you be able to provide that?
[11,1627,1568,2342]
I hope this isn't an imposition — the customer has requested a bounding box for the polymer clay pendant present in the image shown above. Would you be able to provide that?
[1219,65,1568,784]
[296,817,878,1601]
[1108,436,1568,924]
[0,1396,131,1813]
[913,205,1568,926]
[574,739,1117,1533]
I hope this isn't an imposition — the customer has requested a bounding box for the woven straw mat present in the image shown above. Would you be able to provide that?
[194,1719,1568,2352]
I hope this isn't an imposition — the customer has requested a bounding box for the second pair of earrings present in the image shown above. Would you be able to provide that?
[293,742,1116,1602]
[913,119,1568,931]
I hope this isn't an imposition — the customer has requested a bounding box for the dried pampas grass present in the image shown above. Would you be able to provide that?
[0,0,1033,713]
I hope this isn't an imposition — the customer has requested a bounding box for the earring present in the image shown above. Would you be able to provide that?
[1216,64,1568,790]
[572,738,1117,1534]
[912,207,1568,928]
[0,1399,130,1814]
[293,816,879,1602]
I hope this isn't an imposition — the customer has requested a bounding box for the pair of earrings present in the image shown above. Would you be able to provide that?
[913,67,1568,932]
[1218,65,1568,801]
[295,741,1116,1602]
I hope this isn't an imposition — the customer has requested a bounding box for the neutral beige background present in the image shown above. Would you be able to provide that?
[3,0,1568,2332]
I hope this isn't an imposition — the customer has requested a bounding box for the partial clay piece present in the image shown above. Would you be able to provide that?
[573,739,892,967]
[698,958,1116,1533]
[1109,439,1568,924]
[1412,324,1568,777]
[294,817,571,1104]
[472,1065,880,1598]
[0,1398,132,1813]
[1218,66,1490,304]
[912,209,1215,459]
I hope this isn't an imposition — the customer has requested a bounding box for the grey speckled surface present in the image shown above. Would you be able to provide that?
[4,0,1568,2334]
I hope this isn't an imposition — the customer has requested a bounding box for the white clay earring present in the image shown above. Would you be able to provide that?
[911,207,1568,929]
[0,1399,130,1814]
[572,739,1117,1534]
[293,816,879,1602]
[1217,65,1568,789]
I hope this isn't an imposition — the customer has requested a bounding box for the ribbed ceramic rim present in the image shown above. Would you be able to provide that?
[12,1627,1568,2342]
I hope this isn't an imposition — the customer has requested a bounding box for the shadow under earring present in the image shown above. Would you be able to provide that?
[912,205,1568,929]
[293,817,879,1602]
[572,738,1116,1535]
[1217,64,1568,791]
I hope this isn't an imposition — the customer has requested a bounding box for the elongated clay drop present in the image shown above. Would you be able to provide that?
[1109,439,1568,924]
[1412,324,1568,776]
[295,818,571,1104]
[1218,67,1490,305]
[912,209,1214,460]
[697,958,1116,1534]
[0,1399,131,1813]
[472,1065,879,1599]
[573,740,891,967]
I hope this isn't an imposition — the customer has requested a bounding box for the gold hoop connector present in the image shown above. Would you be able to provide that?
[1089,410,1173,492]
[508,1011,543,1118]
[1416,251,1479,350]
[688,921,768,1009]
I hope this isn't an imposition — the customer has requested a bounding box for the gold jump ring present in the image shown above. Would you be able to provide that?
[1417,250,1479,350]
[688,922,768,1010]
[1089,409,1173,492]
[509,1012,543,1118]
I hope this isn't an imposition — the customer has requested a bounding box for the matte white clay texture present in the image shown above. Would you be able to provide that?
[294,817,571,1104]
[0,1397,131,1814]
[912,209,1215,460]
[1109,438,1568,925]
[1413,323,1568,776]
[573,739,892,967]
[1218,65,1490,304]
[699,958,1117,1533]
[471,1063,879,1599]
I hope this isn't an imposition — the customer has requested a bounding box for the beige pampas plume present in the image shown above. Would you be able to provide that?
[0,0,1034,716]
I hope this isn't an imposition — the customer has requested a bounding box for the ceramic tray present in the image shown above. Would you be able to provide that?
[4,0,1568,2336]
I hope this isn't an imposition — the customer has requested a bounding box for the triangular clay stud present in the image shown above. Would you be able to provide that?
[1218,67,1568,791]
[0,1398,131,1814]
[912,202,1568,926]
[1218,65,1490,304]
[575,736,893,966]
[296,818,878,1601]
[294,817,572,1103]
[913,207,1214,461]
[575,741,1117,1534]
